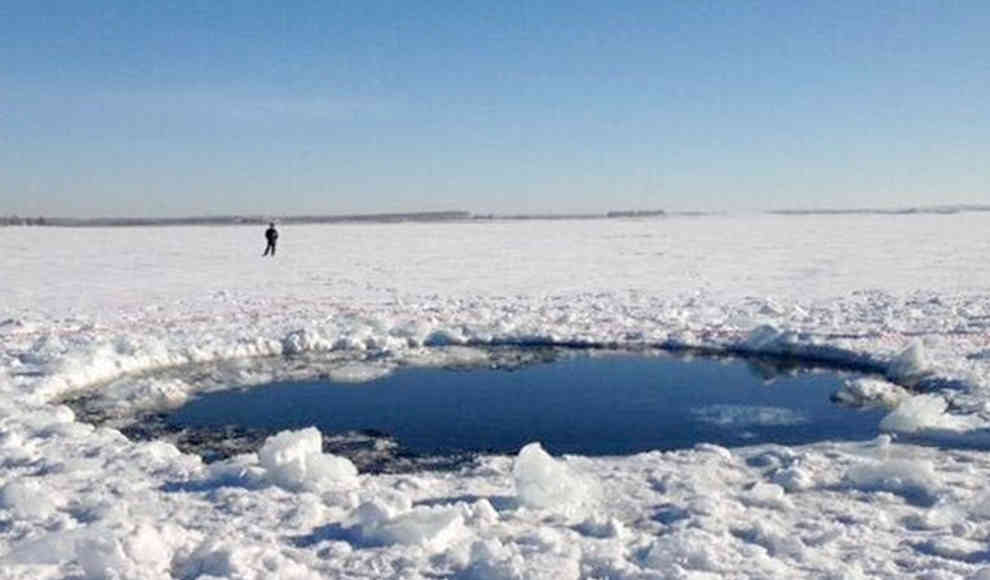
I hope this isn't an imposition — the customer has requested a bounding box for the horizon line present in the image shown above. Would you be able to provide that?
[2,204,990,227]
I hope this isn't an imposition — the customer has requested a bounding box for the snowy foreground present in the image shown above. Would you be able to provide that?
[5,213,990,579]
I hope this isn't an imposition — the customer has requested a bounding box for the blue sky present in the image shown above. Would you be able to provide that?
[2,1,988,217]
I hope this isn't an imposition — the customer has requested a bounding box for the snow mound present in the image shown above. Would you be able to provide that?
[742,481,793,510]
[642,527,738,573]
[0,479,65,520]
[5,522,177,578]
[459,536,582,580]
[75,524,174,580]
[348,499,472,549]
[173,538,323,580]
[844,458,941,506]
[512,443,599,516]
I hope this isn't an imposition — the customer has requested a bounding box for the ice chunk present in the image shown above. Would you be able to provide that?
[834,377,909,408]
[770,466,815,492]
[424,327,467,346]
[281,328,335,355]
[257,428,358,491]
[574,514,626,539]
[467,498,499,526]
[327,362,393,383]
[887,340,930,386]
[879,394,970,433]
[880,394,947,433]
[692,404,807,427]
[743,324,783,350]
[512,442,597,515]
[407,345,490,368]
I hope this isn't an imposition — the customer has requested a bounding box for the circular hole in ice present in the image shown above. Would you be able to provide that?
[63,347,888,473]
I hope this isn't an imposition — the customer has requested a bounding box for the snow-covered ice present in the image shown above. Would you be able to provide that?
[4,212,990,578]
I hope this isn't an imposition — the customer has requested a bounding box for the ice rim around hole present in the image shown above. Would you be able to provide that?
[56,343,917,472]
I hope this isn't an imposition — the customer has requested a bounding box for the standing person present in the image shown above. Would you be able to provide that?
[263,222,278,256]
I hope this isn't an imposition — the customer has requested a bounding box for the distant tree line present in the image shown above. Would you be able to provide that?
[1,216,48,226]
[605,210,666,218]
[473,210,667,221]
[0,211,474,227]
[0,209,674,227]
[769,205,990,216]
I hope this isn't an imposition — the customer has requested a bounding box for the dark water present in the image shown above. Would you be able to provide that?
[165,354,885,457]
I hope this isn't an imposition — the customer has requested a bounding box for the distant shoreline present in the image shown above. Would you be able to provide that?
[2,205,988,227]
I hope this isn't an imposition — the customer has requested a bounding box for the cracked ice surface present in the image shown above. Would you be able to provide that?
[5,213,990,578]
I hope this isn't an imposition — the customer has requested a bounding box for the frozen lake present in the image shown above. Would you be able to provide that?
[163,353,885,458]
[7,213,990,578]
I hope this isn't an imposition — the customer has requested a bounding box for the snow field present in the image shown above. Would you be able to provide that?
[4,214,990,577]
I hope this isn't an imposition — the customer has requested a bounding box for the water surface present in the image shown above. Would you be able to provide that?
[167,353,884,456]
